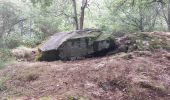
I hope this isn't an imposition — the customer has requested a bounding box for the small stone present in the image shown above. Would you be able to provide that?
[165,53,170,60]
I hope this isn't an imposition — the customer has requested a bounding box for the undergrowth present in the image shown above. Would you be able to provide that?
[0,48,14,69]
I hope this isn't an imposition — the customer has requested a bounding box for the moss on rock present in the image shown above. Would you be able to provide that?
[38,30,116,61]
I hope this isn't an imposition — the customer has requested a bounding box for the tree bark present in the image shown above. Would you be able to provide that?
[139,6,144,32]
[168,0,170,31]
[79,0,87,30]
[72,0,79,30]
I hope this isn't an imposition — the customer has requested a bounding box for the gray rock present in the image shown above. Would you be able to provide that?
[38,29,116,61]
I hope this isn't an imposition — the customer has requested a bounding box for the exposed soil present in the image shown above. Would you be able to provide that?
[0,50,170,100]
[0,32,170,100]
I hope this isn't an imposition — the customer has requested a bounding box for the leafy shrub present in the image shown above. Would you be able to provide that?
[0,48,13,69]
[115,32,170,52]
[22,35,42,48]
[3,33,22,49]
[0,78,7,91]
[125,32,170,51]
[22,32,46,48]
[0,61,5,69]
[1,32,44,49]
[0,48,13,61]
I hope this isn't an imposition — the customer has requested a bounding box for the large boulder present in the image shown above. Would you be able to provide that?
[38,29,116,61]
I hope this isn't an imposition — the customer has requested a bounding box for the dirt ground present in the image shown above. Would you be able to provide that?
[0,32,170,100]
[0,50,170,100]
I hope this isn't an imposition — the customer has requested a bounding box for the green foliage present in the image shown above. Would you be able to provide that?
[37,14,62,35]
[128,33,170,51]
[0,0,67,49]
[0,48,12,61]
[0,32,44,49]
[40,97,52,100]
[3,34,22,49]
[31,0,53,8]
[0,78,7,91]
[105,0,164,32]
[22,35,42,48]
[22,37,39,48]
[0,1,20,38]
[35,52,42,61]
[0,61,5,69]
[68,96,89,100]
[0,48,13,69]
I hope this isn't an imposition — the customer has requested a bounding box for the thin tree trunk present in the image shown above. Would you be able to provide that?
[139,6,144,32]
[79,0,87,30]
[168,0,170,31]
[160,1,169,31]
[72,0,79,30]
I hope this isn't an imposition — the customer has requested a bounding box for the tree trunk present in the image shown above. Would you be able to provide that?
[160,1,169,31]
[168,24,170,32]
[168,0,170,31]
[79,0,87,30]
[72,0,79,30]
[139,6,144,32]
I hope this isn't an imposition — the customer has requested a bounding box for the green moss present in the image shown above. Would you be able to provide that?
[35,52,43,61]
[71,31,101,39]
[122,54,133,60]
[0,60,5,69]
[0,48,14,69]
[129,32,170,51]
[68,96,89,100]
[149,40,162,51]
[96,33,114,41]
[40,97,52,100]
[35,50,60,61]
[139,81,168,96]
[0,78,8,91]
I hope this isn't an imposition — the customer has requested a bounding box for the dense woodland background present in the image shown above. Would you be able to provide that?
[0,0,170,66]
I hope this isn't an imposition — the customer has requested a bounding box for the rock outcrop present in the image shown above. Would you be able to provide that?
[38,29,116,61]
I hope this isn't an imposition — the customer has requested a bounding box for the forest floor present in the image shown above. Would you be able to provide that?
[0,50,170,100]
[0,32,170,100]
